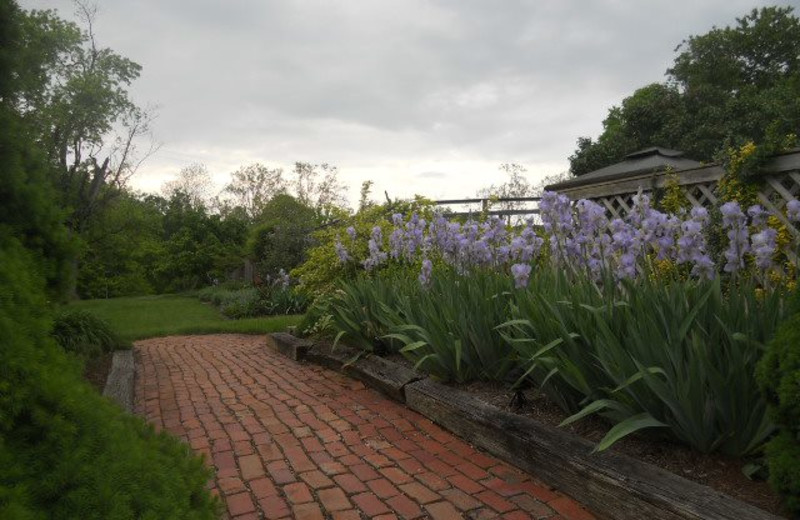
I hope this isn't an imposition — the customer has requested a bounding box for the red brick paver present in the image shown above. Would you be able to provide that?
[134,335,595,519]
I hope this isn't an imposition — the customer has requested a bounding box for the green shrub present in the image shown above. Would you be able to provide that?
[198,283,309,318]
[257,284,309,315]
[757,296,800,515]
[292,197,434,297]
[0,5,217,515]
[51,309,126,358]
[218,287,261,318]
[1,239,219,519]
[248,193,317,280]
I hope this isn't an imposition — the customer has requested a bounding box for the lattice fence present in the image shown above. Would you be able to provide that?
[571,164,800,239]
[590,181,722,221]
[759,172,800,238]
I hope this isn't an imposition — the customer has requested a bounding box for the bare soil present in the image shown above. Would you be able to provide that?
[83,352,114,393]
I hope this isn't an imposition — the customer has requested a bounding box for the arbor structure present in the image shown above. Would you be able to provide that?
[570,7,800,176]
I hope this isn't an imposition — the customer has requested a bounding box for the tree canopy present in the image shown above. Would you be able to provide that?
[570,6,800,176]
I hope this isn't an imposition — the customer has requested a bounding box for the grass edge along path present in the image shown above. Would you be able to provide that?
[69,294,302,342]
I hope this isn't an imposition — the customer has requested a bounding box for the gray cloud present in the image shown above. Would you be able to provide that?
[21,0,788,203]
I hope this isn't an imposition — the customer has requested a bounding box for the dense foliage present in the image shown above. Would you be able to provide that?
[570,6,800,175]
[292,197,434,296]
[248,193,318,281]
[757,292,800,515]
[0,2,218,517]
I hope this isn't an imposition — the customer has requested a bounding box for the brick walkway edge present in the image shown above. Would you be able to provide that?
[134,335,596,520]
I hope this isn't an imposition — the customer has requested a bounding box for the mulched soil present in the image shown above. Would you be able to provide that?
[383,353,786,517]
[83,352,113,393]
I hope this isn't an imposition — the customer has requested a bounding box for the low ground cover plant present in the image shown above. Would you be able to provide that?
[70,295,302,341]
[198,273,308,318]
[51,309,128,358]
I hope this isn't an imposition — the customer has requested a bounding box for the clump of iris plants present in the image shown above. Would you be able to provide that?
[333,191,800,288]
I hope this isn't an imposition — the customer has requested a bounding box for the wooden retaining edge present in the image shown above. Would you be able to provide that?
[103,349,135,414]
[404,379,781,520]
[270,335,781,520]
[300,340,424,402]
[267,332,313,361]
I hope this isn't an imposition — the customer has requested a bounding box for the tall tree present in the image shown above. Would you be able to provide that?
[569,6,800,176]
[222,163,286,220]
[669,6,800,158]
[13,3,155,296]
[292,162,347,220]
[161,162,214,208]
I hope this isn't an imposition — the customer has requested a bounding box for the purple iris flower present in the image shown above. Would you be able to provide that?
[511,263,532,289]
[419,259,433,288]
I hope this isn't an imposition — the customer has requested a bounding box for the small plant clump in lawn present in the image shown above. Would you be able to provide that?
[197,270,308,318]
[51,309,128,358]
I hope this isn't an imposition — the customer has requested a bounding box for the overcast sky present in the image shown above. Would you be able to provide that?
[20,0,790,207]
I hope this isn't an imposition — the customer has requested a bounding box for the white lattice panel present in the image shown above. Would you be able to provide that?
[584,174,799,237]
[758,173,800,238]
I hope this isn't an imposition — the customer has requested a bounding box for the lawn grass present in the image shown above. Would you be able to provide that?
[68,294,302,342]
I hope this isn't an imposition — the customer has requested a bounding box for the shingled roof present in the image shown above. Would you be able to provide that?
[547,147,702,191]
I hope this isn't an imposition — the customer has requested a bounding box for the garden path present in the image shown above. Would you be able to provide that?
[134,334,595,520]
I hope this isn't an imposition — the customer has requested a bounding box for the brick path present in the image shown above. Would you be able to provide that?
[134,335,595,520]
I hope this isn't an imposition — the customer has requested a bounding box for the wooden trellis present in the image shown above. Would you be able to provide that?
[551,150,800,237]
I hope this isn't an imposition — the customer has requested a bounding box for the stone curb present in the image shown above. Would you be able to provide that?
[269,334,782,520]
[103,349,135,413]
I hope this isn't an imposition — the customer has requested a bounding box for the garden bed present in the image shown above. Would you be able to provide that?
[458,379,782,516]
[270,334,787,519]
[378,352,783,515]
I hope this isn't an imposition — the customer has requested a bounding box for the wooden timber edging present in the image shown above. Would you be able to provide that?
[103,349,135,414]
[266,333,782,520]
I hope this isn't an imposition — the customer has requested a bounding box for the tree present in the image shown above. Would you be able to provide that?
[477,163,535,218]
[1,4,216,517]
[12,3,156,297]
[77,190,165,298]
[248,194,318,280]
[569,83,685,175]
[569,6,800,175]
[161,162,214,208]
[17,4,155,231]
[222,162,286,220]
[0,1,72,298]
[292,162,348,220]
[670,6,800,158]
[154,190,247,291]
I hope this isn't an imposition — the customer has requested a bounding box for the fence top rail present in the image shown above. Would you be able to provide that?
[448,209,540,217]
[434,196,542,205]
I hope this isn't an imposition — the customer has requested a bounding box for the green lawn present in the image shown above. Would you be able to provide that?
[69,294,302,342]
